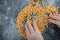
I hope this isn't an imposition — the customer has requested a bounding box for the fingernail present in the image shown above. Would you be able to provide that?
[49,14,52,16]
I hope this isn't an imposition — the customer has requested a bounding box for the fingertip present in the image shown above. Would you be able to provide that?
[49,14,52,16]
[49,19,52,22]
[49,19,56,24]
[49,19,53,24]
[26,21,28,24]
[33,21,37,28]
[49,14,53,17]
[26,21,30,26]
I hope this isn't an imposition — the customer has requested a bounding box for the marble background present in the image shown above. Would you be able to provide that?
[0,0,60,40]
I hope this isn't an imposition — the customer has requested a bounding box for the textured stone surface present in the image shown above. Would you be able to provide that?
[0,0,60,40]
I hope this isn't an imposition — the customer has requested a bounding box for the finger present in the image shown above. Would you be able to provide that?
[26,35,30,40]
[55,14,60,17]
[49,19,60,25]
[26,21,34,33]
[33,21,42,34]
[25,24,30,38]
[33,21,44,40]
[33,21,39,32]
[49,15,60,21]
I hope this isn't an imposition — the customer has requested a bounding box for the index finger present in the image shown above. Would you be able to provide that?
[33,21,41,33]
[26,21,34,33]
[49,15,60,21]
[55,14,60,17]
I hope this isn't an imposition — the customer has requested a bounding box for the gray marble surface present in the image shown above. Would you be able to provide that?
[0,0,60,40]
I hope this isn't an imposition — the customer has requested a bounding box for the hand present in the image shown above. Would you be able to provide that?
[25,21,44,40]
[49,14,60,28]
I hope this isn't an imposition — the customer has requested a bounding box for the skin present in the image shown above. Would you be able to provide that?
[25,21,44,40]
[25,14,60,40]
[49,14,60,28]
